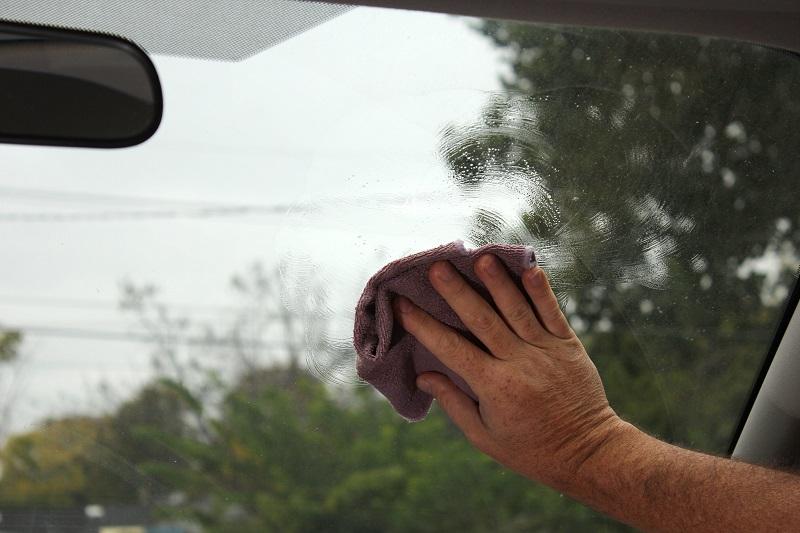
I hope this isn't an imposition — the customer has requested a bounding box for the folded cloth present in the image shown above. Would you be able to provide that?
[354,241,536,421]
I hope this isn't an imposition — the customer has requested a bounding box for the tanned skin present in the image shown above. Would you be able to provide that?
[393,254,800,532]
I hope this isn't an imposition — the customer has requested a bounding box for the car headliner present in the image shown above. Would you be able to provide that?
[1,0,798,61]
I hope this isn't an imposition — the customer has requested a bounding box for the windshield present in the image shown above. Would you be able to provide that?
[1,4,799,531]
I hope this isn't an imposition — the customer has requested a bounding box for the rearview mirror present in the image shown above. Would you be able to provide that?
[0,21,162,148]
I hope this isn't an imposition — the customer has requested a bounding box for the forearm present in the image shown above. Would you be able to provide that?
[570,421,800,532]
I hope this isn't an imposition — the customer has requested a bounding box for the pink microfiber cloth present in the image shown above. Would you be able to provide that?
[354,241,536,421]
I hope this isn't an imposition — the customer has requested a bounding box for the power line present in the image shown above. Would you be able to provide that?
[2,319,770,346]
[0,206,303,223]
[5,324,294,349]
[0,186,453,223]
[0,294,234,313]
[0,185,228,208]
[0,186,309,221]
[0,185,454,208]
[0,295,332,323]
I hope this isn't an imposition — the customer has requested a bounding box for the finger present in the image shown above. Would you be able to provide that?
[522,267,573,339]
[394,296,494,392]
[474,254,549,345]
[428,261,523,359]
[417,372,492,450]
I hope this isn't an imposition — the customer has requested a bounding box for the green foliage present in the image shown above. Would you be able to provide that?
[0,417,104,506]
[0,329,21,363]
[0,364,628,530]
[124,368,626,532]
[441,22,800,452]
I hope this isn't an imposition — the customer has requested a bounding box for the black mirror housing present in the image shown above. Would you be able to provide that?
[0,20,162,148]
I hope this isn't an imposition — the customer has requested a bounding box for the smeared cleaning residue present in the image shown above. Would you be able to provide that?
[273,87,699,387]
[439,89,697,294]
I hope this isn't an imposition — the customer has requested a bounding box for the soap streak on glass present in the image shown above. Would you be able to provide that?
[287,87,698,396]
[440,89,694,293]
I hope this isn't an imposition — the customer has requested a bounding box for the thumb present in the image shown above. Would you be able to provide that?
[417,372,491,449]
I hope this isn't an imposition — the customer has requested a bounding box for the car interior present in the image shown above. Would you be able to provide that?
[0,0,798,531]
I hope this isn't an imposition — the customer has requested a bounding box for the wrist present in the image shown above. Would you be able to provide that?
[567,418,651,510]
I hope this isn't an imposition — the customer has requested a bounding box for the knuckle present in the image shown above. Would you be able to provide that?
[436,329,463,355]
[544,306,562,322]
[506,301,532,324]
[543,302,565,321]
[471,309,498,333]
[447,277,468,297]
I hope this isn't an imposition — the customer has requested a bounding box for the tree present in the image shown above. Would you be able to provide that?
[0,261,629,530]
[130,366,622,532]
[110,263,627,531]
[0,416,104,506]
[0,328,23,439]
[441,21,800,453]
[0,330,20,364]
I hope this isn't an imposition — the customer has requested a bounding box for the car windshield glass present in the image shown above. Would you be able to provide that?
[1,4,799,530]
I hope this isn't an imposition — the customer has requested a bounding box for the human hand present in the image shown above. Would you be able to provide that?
[392,254,631,491]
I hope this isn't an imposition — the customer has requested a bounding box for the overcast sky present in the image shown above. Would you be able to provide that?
[0,6,514,435]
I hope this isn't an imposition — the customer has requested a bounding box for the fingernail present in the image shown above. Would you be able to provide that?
[417,375,433,393]
[434,261,455,282]
[481,254,500,277]
[395,296,413,314]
